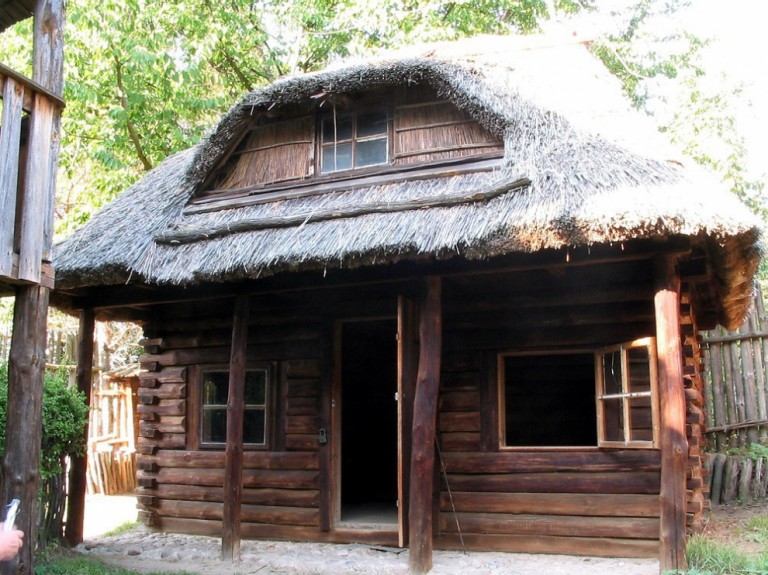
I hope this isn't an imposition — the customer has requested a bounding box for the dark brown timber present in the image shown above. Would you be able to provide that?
[408,277,442,574]
[1,287,48,575]
[222,295,248,561]
[64,309,95,546]
[655,255,688,573]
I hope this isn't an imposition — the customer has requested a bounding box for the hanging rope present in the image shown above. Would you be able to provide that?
[435,436,467,556]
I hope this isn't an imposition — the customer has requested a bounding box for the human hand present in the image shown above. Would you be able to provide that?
[0,530,23,561]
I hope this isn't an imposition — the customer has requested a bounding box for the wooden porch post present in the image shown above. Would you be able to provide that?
[408,277,442,575]
[654,255,688,573]
[64,309,95,546]
[222,295,249,561]
[1,288,48,575]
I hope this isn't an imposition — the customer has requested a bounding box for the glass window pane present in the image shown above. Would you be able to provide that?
[602,398,624,442]
[244,370,267,405]
[203,409,227,443]
[322,142,353,172]
[202,372,229,405]
[355,138,388,167]
[244,409,265,444]
[322,114,353,142]
[628,396,653,442]
[357,110,388,137]
[627,346,652,394]
[601,351,623,395]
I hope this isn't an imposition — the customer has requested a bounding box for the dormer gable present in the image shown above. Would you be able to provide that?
[188,84,503,213]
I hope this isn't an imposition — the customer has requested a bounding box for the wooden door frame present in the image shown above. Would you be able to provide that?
[330,315,399,528]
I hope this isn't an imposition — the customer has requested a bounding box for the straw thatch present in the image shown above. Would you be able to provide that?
[54,35,762,329]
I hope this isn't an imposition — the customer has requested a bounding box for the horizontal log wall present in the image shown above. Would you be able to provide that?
[136,284,401,538]
[436,261,661,557]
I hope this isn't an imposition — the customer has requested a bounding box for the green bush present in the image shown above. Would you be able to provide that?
[0,363,89,479]
[0,362,89,546]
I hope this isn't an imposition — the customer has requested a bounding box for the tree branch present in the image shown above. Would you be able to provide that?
[112,53,153,171]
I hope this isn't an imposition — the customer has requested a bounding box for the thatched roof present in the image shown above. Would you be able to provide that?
[54,35,762,328]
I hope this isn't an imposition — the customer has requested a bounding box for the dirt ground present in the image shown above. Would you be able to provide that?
[77,495,768,575]
[79,494,659,575]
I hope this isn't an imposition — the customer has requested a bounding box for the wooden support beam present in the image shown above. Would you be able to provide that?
[1,286,48,575]
[654,256,688,574]
[64,309,95,547]
[222,295,249,561]
[408,277,442,575]
[0,76,23,279]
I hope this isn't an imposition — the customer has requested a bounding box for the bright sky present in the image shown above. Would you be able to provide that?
[679,0,768,179]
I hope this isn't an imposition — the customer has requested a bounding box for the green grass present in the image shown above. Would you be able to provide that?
[680,533,768,575]
[102,520,140,538]
[34,551,198,575]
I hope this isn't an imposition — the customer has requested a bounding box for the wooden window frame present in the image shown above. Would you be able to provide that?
[595,337,660,449]
[196,362,274,450]
[318,107,391,175]
[496,339,660,451]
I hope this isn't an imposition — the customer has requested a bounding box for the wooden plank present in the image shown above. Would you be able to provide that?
[145,450,318,470]
[155,499,319,527]
[708,342,728,450]
[17,93,53,282]
[654,255,688,573]
[442,492,660,517]
[222,294,248,561]
[64,309,95,546]
[440,512,659,539]
[447,471,660,494]
[155,467,319,489]
[443,450,661,474]
[0,76,23,278]
[317,324,332,532]
[435,533,658,558]
[409,277,442,575]
[398,296,419,547]
[479,352,498,451]
[137,399,186,417]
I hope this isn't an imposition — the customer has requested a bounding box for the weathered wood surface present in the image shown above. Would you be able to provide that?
[1,286,48,575]
[0,76,23,278]
[655,256,688,574]
[64,309,94,546]
[222,296,249,560]
[703,289,768,449]
[442,492,660,517]
[409,277,442,575]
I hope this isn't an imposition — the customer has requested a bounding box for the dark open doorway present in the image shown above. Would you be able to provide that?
[340,319,398,526]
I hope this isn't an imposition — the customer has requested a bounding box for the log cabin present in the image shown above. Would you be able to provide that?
[52,36,762,573]
[0,1,65,572]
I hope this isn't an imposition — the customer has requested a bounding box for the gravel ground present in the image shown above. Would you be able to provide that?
[77,525,659,575]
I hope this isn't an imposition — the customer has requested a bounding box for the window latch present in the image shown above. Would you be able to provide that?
[318,428,328,445]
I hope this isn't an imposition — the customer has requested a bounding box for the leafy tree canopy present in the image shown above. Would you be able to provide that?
[0,0,763,237]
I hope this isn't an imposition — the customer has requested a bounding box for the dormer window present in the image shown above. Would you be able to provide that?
[320,109,389,174]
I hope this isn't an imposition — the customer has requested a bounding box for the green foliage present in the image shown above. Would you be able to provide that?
[0,365,89,481]
[682,534,768,575]
[591,0,767,221]
[0,0,589,238]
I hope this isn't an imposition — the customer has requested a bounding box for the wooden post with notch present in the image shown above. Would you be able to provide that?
[64,308,95,546]
[654,255,688,573]
[408,277,442,574]
[222,295,248,561]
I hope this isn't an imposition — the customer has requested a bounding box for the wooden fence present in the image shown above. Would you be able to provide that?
[1,327,137,494]
[702,286,768,504]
